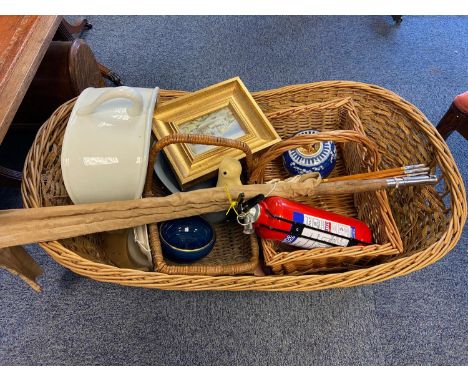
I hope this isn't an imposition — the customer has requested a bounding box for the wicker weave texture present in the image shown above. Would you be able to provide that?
[144,134,259,276]
[248,99,403,274]
[21,81,466,291]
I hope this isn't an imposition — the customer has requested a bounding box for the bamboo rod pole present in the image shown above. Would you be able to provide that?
[0,176,436,248]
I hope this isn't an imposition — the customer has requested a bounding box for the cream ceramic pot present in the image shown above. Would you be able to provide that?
[61,86,159,269]
[61,86,159,204]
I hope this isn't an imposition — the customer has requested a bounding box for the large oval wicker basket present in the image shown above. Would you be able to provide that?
[21,81,466,291]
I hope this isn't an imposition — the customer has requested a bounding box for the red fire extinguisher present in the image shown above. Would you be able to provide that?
[236,195,373,249]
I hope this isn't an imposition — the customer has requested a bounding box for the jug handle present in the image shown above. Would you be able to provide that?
[76,86,144,117]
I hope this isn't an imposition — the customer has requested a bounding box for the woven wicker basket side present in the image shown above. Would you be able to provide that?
[143,134,259,276]
[21,81,466,291]
[249,99,403,274]
[243,81,464,257]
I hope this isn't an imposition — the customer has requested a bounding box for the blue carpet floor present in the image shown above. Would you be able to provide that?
[0,16,467,365]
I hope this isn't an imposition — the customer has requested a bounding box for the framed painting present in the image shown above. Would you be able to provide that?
[153,77,281,189]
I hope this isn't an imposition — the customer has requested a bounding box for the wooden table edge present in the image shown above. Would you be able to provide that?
[0,15,63,144]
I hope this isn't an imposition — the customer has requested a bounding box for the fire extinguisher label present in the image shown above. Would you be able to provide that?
[282,212,356,249]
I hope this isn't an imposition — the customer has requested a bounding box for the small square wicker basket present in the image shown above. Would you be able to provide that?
[144,134,260,276]
[248,98,404,274]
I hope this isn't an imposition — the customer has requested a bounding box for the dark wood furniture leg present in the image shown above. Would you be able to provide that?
[55,17,92,40]
[54,18,123,86]
[436,97,468,140]
[99,63,123,86]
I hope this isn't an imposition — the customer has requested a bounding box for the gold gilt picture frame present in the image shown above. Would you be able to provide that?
[153,77,281,189]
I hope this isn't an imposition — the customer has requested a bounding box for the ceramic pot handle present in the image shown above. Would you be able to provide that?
[76,86,144,117]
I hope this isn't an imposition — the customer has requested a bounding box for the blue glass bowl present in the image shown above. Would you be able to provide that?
[159,217,216,263]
